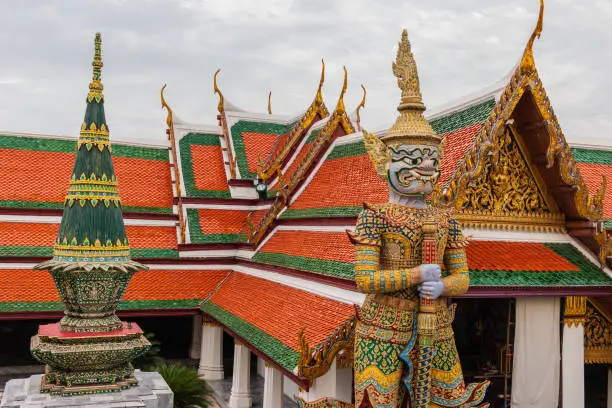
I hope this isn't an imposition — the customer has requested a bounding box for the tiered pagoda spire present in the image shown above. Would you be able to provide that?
[31,33,150,396]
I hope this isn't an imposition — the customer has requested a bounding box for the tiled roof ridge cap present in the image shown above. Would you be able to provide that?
[570,142,612,151]
[224,109,299,124]
[425,84,504,122]
[0,130,168,149]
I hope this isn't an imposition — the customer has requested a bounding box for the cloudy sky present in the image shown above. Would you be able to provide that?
[0,0,610,146]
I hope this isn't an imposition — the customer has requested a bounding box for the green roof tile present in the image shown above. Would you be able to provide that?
[429,98,496,135]
[571,147,612,165]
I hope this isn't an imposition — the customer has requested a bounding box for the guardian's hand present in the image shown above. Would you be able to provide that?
[420,264,441,282]
[418,281,445,300]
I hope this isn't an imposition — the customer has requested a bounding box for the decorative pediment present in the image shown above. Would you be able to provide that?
[455,125,564,231]
[585,301,612,364]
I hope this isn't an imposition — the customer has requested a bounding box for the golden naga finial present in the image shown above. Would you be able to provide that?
[213,69,225,112]
[593,175,607,219]
[335,66,348,114]
[382,29,439,147]
[520,0,544,75]
[268,91,272,114]
[88,32,104,103]
[356,84,367,131]
[160,84,173,128]
[315,59,325,105]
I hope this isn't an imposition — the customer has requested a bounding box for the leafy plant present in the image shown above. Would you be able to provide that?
[133,332,164,371]
[157,363,213,408]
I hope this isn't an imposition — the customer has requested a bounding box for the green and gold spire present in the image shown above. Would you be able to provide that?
[36,33,142,269]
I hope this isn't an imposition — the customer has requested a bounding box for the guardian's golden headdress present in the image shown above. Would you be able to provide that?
[382,29,440,147]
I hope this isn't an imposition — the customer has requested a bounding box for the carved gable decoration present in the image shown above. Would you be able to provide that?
[585,303,612,364]
[455,126,564,231]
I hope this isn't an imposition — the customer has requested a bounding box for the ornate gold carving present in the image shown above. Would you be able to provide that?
[87,33,104,103]
[593,175,607,219]
[363,130,390,180]
[442,2,602,232]
[161,84,187,244]
[268,91,272,115]
[249,82,355,245]
[336,66,348,115]
[356,84,366,131]
[383,29,439,147]
[257,60,330,181]
[455,126,564,231]
[212,69,237,179]
[564,296,587,327]
[585,303,612,364]
[160,84,173,129]
[297,316,355,382]
[213,69,224,113]
[520,0,544,76]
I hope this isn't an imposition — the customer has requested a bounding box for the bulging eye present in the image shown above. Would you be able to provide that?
[411,157,422,165]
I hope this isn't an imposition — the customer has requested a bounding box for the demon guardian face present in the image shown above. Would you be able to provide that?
[387,144,440,196]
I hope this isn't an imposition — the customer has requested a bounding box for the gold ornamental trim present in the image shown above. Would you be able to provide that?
[297,316,355,382]
[564,296,587,327]
[257,60,330,181]
[455,212,565,232]
[584,302,612,364]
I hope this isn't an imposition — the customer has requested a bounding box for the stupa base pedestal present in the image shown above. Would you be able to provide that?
[30,322,150,396]
[1,371,173,408]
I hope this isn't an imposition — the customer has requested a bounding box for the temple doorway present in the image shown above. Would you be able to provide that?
[453,298,515,408]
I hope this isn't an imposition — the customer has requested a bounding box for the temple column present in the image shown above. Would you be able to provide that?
[298,360,351,403]
[229,341,252,408]
[189,314,202,360]
[511,297,560,408]
[197,317,224,380]
[562,296,586,408]
[263,363,283,408]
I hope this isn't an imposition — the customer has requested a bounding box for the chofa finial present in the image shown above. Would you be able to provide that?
[356,84,366,131]
[335,66,348,114]
[160,84,173,128]
[268,91,272,114]
[520,0,544,75]
[315,59,325,105]
[213,69,224,113]
[88,33,104,102]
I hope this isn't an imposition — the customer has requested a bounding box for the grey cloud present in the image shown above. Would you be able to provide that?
[0,0,609,146]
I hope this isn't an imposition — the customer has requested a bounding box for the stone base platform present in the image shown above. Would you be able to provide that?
[0,371,173,408]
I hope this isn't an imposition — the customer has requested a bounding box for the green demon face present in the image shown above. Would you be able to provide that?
[387,144,440,196]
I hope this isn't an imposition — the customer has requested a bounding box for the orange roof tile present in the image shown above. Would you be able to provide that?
[259,230,353,263]
[467,241,580,272]
[124,270,229,300]
[242,132,284,174]
[209,272,354,350]
[0,148,173,210]
[195,209,250,235]
[290,154,388,210]
[576,163,612,219]
[0,269,229,303]
[439,122,483,185]
[115,157,173,209]
[191,145,229,191]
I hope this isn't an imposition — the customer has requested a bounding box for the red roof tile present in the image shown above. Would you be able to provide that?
[290,154,388,211]
[195,209,251,235]
[209,272,354,350]
[242,132,284,174]
[0,269,228,303]
[259,230,354,263]
[0,148,172,210]
[467,241,580,272]
[191,145,229,191]
[440,122,483,185]
[576,163,612,219]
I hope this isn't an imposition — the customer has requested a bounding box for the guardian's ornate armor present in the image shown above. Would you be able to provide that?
[349,203,489,407]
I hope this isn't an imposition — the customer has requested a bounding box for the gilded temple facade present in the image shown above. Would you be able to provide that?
[0,2,611,407]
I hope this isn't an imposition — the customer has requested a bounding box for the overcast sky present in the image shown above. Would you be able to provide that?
[0,0,610,147]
